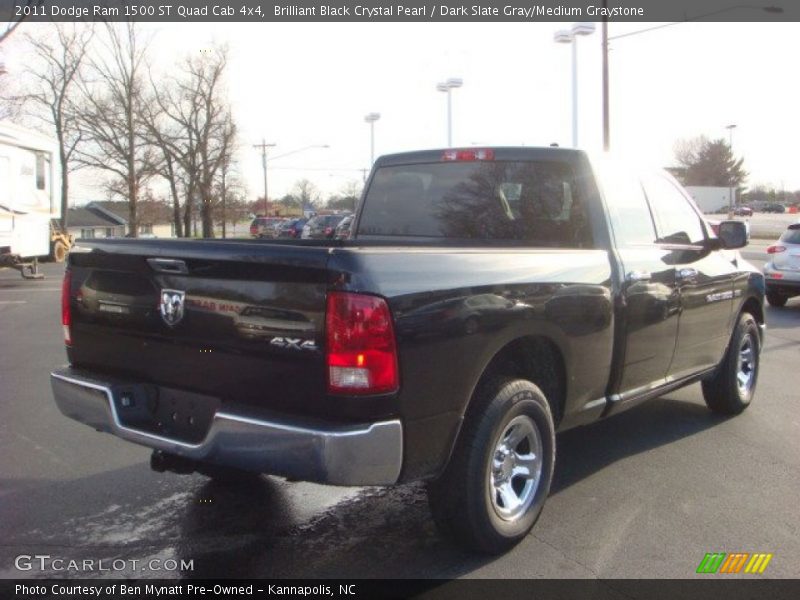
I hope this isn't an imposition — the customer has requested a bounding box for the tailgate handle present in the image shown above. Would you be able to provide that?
[147,258,189,275]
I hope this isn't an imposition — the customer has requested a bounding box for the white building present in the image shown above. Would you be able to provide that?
[685,186,732,214]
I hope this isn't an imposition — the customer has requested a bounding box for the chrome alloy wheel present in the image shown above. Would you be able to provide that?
[488,414,543,522]
[736,333,756,395]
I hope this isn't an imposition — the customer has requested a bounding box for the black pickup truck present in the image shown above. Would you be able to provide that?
[52,147,763,553]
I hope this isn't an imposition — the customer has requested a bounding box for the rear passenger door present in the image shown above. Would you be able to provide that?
[642,172,736,380]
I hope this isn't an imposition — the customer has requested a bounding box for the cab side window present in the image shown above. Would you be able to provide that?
[643,174,706,245]
[596,161,657,246]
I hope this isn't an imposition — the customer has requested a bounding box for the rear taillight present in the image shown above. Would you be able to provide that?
[442,148,495,161]
[326,292,398,395]
[767,245,786,254]
[325,226,333,236]
[62,269,72,346]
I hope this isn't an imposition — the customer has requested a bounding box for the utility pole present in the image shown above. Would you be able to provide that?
[602,1,610,151]
[253,138,276,216]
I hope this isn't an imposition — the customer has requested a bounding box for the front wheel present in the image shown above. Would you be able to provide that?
[428,378,555,554]
[701,312,761,415]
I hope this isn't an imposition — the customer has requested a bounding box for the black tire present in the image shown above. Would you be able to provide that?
[766,291,787,307]
[51,240,68,263]
[427,378,555,554]
[701,312,761,415]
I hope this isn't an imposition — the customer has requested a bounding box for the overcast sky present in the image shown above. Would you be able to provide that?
[6,21,799,202]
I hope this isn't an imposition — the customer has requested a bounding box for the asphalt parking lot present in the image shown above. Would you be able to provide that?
[1,244,798,580]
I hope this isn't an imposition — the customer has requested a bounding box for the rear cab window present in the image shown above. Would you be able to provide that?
[357,157,594,248]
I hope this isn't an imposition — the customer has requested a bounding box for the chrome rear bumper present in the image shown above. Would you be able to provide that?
[50,367,402,486]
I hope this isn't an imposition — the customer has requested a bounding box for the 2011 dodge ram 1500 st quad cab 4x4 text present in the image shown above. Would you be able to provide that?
[51,147,763,554]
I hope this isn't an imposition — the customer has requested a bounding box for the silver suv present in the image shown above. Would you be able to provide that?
[764,223,800,306]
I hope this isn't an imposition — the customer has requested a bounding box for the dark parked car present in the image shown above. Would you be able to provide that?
[277,218,308,239]
[301,214,347,239]
[53,147,762,555]
[733,205,753,216]
[762,203,786,214]
[249,217,284,238]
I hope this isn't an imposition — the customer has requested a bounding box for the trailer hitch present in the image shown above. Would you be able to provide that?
[1,255,44,279]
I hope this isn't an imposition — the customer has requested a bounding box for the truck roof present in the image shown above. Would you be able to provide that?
[374,146,587,167]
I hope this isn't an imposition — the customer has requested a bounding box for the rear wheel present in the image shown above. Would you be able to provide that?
[766,291,787,307]
[428,378,555,554]
[702,312,761,415]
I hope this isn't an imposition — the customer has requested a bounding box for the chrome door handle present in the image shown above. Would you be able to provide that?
[626,270,652,283]
[677,268,698,281]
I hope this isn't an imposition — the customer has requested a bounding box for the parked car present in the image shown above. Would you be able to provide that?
[249,217,284,238]
[733,206,753,217]
[301,214,347,239]
[762,203,786,214]
[334,215,354,239]
[52,147,762,554]
[763,223,800,306]
[277,218,308,239]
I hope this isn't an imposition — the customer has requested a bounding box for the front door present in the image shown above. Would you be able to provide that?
[641,172,735,380]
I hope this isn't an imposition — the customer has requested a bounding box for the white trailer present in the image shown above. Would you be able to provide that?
[0,122,65,277]
[685,186,732,215]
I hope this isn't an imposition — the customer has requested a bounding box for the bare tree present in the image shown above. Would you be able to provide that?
[75,22,155,237]
[292,179,321,207]
[674,136,708,170]
[140,93,187,237]
[0,1,43,46]
[143,45,235,238]
[24,24,93,229]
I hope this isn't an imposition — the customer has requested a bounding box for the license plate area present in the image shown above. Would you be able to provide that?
[110,384,221,444]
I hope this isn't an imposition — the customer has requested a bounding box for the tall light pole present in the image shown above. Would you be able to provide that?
[436,77,463,147]
[601,5,782,152]
[554,23,595,148]
[364,112,380,165]
[253,138,276,216]
[726,124,737,219]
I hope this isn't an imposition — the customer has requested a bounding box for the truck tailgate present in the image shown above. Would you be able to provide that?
[65,239,336,420]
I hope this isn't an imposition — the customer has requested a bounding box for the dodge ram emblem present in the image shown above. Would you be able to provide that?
[159,289,186,327]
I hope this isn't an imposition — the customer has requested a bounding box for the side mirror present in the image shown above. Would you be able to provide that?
[717,220,748,249]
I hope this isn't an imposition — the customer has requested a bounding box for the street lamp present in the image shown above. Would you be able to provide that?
[601,3,783,151]
[436,77,463,147]
[726,124,737,219]
[364,112,380,165]
[554,23,595,148]
[252,142,329,216]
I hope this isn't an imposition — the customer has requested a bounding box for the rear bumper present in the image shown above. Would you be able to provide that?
[764,263,800,293]
[50,367,403,486]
